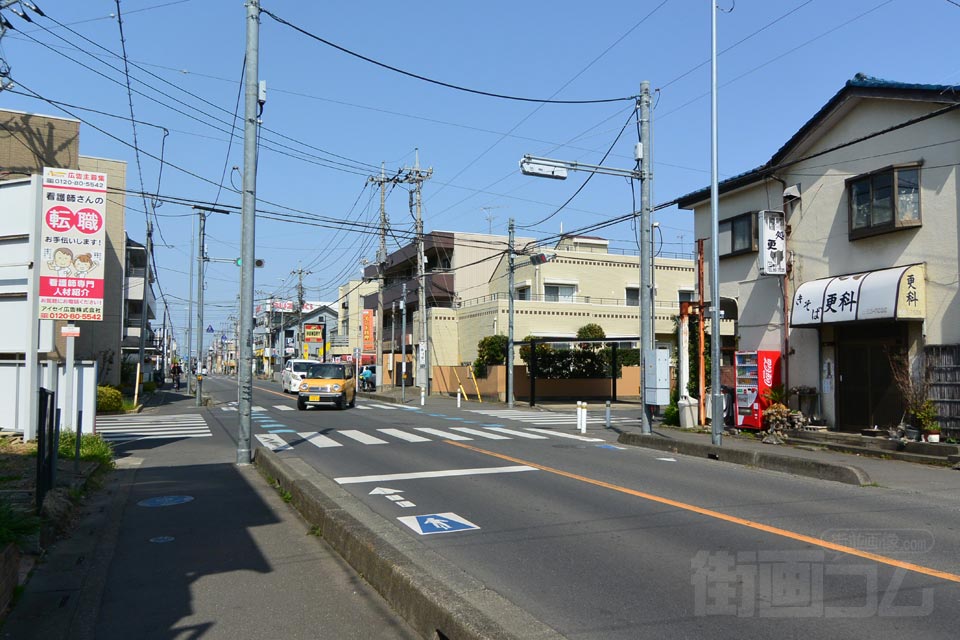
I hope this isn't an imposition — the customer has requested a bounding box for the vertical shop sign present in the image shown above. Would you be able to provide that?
[362,309,375,352]
[39,168,107,321]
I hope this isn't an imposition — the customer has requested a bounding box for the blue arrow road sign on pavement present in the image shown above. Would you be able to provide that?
[397,512,479,535]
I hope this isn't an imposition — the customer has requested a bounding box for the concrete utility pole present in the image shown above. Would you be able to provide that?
[507,219,516,408]
[710,0,723,446]
[638,81,653,435]
[400,150,432,393]
[136,219,153,396]
[400,282,407,403]
[195,209,206,407]
[292,265,311,358]
[237,0,260,464]
[187,214,195,392]
[368,162,391,389]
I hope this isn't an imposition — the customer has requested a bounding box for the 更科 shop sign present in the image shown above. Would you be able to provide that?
[38,168,107,322]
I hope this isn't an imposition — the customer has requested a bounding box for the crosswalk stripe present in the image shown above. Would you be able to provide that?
[274,405,295,411]
[367,403,398,410]
[449,427,510,440]
[221,406,237,411]
[97,427,209,435]
[252,406,267,412]
[355,405,372,410]
[96,414,212,443]
[339,430,388,445]
[101,433,212,442]
[256,433,294,452]
[377,428,431,442]
[525,428,604,442]
[480,426,549,439]
[414,427,473,441]
[296,432,342,448]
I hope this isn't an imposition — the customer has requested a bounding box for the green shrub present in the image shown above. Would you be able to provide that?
[97,385,123,412]
[0,501,40,547]
[662,403,680,426]
[143,381,157,394]
[57,430,114,468]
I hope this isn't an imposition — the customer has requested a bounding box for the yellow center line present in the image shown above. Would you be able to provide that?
[446,440,960,585]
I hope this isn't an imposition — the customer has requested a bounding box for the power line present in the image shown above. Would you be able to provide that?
[260,7,636,105]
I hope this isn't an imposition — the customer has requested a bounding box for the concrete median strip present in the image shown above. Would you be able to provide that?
[616,433,872,486]
[254,447,564,640]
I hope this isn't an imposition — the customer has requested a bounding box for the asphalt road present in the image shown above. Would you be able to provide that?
[198,375,960,639]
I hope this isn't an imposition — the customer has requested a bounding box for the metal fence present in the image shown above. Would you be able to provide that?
[927,344,960,437]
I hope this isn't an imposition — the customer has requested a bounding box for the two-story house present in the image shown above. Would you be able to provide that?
[678,74,959,435]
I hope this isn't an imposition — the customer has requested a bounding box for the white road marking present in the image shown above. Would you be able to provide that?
[525,428,605,442]
[297,432,342,448]
[96,415,212,442]
[355,405,372,410]
[339,430,389,445]
[368,403,398,410]
[396,501,416,508]
[255,433,294,452]
[274,405,295,411]
[449,427,510,440]
[378,429,431,443]
[414,427,473,441]
[252,405,267,412]
[335,465,537,485]
[479,426,549,439]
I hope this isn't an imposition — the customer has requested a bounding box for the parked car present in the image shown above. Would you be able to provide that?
[296,362,356,410]
[281,358,318,393]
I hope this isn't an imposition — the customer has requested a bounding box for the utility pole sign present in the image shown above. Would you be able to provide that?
[38,168,107,321]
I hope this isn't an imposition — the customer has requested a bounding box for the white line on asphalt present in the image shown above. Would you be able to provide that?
[413,427,473,441]
[355,405,372,410]
[524,428,605,442]
[377,428,431,442]
[255,434,294,452]
[334,465,537,485]
[449,427,510,440]
[274,405,295,411]
[479,426,549,439]
[368,404,398,410]
[252,406,267,412]
[339,430,389,445]
[297,432,342,448]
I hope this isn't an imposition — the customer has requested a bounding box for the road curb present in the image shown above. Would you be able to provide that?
[254,447,564,640]
[616,432,872,486]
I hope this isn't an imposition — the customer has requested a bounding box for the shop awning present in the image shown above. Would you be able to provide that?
[791,264,925,326]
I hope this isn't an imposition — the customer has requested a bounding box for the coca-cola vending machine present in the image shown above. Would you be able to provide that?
[734,350,782,429]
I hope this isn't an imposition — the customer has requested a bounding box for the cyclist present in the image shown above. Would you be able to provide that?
[171,362,183,390]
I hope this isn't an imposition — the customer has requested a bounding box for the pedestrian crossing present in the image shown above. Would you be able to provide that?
[221,401,420,413]
[96,414,212,443]
[254,424,604,452]
[465,408,633,427]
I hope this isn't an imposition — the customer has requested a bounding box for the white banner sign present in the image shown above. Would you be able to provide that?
[758,210,786,276]
[39,168,107,321]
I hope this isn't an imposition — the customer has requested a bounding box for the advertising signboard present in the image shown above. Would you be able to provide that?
[758,210,786,276]
[38,168,107,321]
[303,323,325,344]
[362,309,375,352]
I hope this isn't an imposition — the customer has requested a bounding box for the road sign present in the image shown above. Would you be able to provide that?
[397,512,479,535]
[206,325,214,333]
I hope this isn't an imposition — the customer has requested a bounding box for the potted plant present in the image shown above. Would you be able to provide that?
[761,402,791,444]
[887,349,933,442]
[913,400,941,443]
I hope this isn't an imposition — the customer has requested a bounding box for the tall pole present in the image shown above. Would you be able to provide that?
[507,218,515,408]
[391,300,397,384]
[187,214,194,393]
[414,151,428,393]
[639,81,653,434]
[293,266,309,358]
[401,282,407,403]
[136,220,153,396]
[195,209,206,407]
[710,0,723,446]
[376,162,387,389]
[237,0,260,464]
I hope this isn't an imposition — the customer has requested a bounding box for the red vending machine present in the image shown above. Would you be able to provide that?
[735,350,782,429]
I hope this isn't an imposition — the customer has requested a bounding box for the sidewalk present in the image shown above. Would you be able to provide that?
[2,385,419,640]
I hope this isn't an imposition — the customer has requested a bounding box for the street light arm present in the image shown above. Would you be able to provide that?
[521,154,640,180]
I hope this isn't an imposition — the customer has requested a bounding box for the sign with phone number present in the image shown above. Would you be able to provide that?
[39,310,103,321]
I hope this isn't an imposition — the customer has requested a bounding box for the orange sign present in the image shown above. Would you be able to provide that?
[362,309,375,352]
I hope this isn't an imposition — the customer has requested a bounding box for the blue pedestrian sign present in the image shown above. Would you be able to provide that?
[397,512,479,535]
[206,325,214,333]
[221,334,227,343]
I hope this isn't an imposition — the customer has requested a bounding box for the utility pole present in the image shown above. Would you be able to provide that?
[237,0,260,464]
[710,0,723,446]
[187,214,195,393]
[292,265,311,358]
[401,282,407,403]
[136,218,153,396]
[400,150,432,393]
[193,206,228,407]
[369,162,391,390]
[507,218,515,408]
[639,81,653,435]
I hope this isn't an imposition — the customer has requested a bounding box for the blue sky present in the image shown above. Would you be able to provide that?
[2,0,958,348]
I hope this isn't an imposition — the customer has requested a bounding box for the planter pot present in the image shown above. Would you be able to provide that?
[926,433,940,443]
[860,428,883,437]
[904,427,920,441]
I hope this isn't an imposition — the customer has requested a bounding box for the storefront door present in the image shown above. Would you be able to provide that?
[836,323,905,431]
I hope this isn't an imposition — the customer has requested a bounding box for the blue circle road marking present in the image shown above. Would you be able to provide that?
[149,536,176,543]
[137,495,195,508]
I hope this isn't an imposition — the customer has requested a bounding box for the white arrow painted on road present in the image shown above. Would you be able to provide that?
[369,487,403,495]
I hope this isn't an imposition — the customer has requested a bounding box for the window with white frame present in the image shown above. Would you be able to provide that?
[544,283,576,302]
[847,164,921,239]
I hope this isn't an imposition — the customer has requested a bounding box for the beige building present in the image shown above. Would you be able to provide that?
[361,230,703,391]
[1,110,131,386]
[678,74,960,435]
